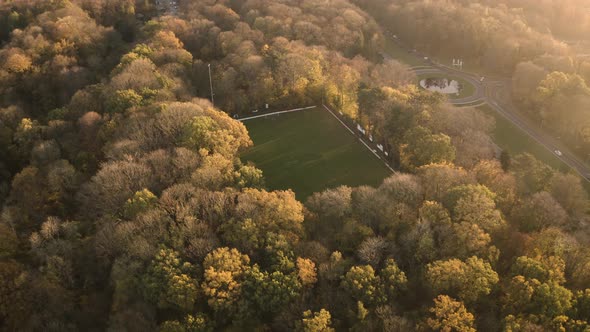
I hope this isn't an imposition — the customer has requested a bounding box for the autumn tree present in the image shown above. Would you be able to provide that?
[444,184,506,234]
[426,295,476,332]
[425,256,499,304]
[201,247,250,318]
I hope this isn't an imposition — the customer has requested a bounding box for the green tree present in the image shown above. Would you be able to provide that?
[234,164,264,189]
[511,153,555,194]
[417,163,473,202]
[160,313,214,332]
[123,188,158,219]
[444,184,505,234]
[440,222,499,263]
[400,126,456,170]
[419,201,452,227]
[379,259,407,301]
[341,265,385,306]
[504,255,573,322]
[298,309,335,332]
[570,289,590,321]
[399,201,452,264]
[220,188,304,257]
[425,256,499,304]
[500,150,511,171]
[107,89,143,113]
[142,248,198,311]
[502,314,544,332]
[243,265,301,314]
[551,315,590,332]
[511,256,566,284]
[184,116,221,154]
[533,72,590,133]
[503,276,573,320]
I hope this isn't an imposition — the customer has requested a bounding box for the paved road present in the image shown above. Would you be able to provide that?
[412,67,485,105]
[485,82,590,181]
[382,52,485,106]
[385,39,590,181]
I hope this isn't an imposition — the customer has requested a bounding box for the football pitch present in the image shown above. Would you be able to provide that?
[241,108,392,200]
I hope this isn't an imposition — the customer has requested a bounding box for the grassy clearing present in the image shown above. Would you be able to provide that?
[428,54,492,76]
[477,104,569,171]
[382,39,486,73]
[478,104,590,192]
[417,73,475,99]
[383,38,426,67]
[241,109,391,200]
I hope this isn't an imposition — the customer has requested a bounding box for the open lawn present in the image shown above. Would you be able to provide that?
[383,38,426,67]
[477,104,569,171]
[432,56,488,75]
[383,39,488,75]
[241,108,391,200]
[417,73,475,99]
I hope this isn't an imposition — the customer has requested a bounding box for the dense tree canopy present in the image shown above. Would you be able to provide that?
[0,0,589,331]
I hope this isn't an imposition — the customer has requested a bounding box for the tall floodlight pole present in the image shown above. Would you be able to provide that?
[208,63,215,107]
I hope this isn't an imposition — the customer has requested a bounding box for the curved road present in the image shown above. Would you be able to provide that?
[413,67,485,105]
[386,44,590,182]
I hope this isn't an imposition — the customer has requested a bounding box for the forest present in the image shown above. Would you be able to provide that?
[1,0,590,331]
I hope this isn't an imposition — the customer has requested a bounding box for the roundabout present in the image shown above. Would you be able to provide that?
[383,44,590,181]
[413,67,484,106]
[420,77,462,95]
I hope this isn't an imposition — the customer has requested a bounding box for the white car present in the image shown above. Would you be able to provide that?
[554,150,563,156]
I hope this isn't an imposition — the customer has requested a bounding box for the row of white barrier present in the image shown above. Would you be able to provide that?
[322,105,396,173]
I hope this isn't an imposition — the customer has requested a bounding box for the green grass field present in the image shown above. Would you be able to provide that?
[383,38,426,67]
[241,109,392,200]
[417,73,475,99]
[430,55,488,75]
[477,104,569,171]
